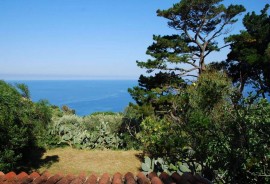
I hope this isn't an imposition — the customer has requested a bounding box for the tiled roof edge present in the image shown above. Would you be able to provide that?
[0,171,212,184]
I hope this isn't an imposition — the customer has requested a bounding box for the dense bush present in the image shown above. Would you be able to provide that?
[83,112,123,133]
[137,117,183,158]
[0,81,52,172]
[48,114,123,149]
[135,71,270,183]
[61,105,76,115]
[178,71,269,183]
[31,100,53,147]
[119,106,142,150]
[44,108,141,150]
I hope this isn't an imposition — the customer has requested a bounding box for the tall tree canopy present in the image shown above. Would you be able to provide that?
[127,2,270,183]
[129,0,245,115]
[137,0,245,76]
[225,4,270,97]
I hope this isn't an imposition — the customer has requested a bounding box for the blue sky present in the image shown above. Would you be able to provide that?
[0,0,269,80]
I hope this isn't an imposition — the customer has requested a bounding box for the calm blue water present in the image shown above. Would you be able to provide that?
[5,80,269,116]
[7,80,137,116]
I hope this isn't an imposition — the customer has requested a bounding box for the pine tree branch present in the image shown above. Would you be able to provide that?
[181,74,198,78]
[208,19,231,42]
[204,44,230,58]
[178,67,200,76]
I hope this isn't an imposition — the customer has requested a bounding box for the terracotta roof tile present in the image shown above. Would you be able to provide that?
[70,178,85,184]
[85,174,98,184]
[45,174,62,184]
[32,173,49,184]
[149,177,163,184]
[17,172,28,180]
[136,172,150,184]
[124,172,136,184]
[112,172,122,184]
[159,172,175,184]
[0,175,6,183]
[56,174,76,184]
[182,172,196,184]
[171,172,182,183]
[99,173,110,184]
[147,172,157,180]
[0,171,212,184]
[21,176,33,184]
[70,173,86,184]
[4,171,17,184]
[29,172,40,180]
[5,171,16,180]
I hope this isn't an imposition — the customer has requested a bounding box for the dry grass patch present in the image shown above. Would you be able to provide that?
[37,147,143,175]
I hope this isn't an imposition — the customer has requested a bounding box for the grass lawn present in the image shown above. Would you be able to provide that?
[35,147,143,175]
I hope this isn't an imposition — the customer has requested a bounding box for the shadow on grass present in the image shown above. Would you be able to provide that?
[16,147,59,173]
[135,152,145,162]
[135,152,145,172]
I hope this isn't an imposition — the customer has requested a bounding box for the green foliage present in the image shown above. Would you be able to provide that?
[138,0,245,76]
[141,156,155,174]
[90,111,117,116]
[49,114,123,149]
[61,105,75,115]
[135,70,270,182]
[15,83,30,99]
[137,117,184,158]
[221,97,270,183]
[128,72,185,119]
[87,121,123,149]
[49,115,83,147]
[119,106,142,150]
[141,156,202,176]
[0,81,52,172]
[129,0,245,121]
[51,105,64,118]
[184,95,270,183]
[186,70,232,112]
[129,1,270,183]
[83,113,123,134]
[31,100,53,147]
[224,4,270,96]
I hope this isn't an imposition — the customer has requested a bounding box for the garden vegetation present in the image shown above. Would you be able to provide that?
[0,0,269,183]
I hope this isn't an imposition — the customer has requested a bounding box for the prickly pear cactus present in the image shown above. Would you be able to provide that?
[142,156,155,174]
[48,115,123,149]
[141,156,203,176]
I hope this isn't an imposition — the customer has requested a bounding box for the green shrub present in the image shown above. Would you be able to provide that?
[119,105,143,150]
[49,114,123,149]
[31,100,53,147]
[136,71,270,183]
[61,105,75,115]
[83,113,123,133]
[0,81,52,172]
[49,115,84,147]
[90,111,117,115]
[141,156,202,176]
[86,121,123,149]
[51,105,64,118]
[137,117,185,158]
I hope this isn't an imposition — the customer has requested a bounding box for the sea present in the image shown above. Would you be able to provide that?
[5,80,270,116]
[7,80,137,116]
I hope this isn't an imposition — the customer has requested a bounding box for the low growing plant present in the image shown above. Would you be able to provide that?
[141,156,202,176]
[48,114,123,149]
[83,112,123,133]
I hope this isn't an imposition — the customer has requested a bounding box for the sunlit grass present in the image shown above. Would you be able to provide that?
[37,147,143,175]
